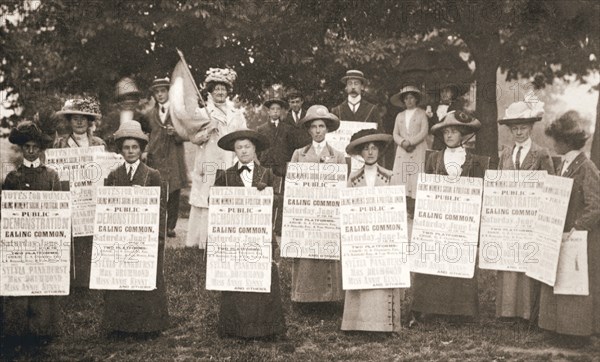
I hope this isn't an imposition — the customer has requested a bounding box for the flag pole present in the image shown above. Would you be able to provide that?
[175,48,208,110]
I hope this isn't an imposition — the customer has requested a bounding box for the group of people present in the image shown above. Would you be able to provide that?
[1,66,599,349]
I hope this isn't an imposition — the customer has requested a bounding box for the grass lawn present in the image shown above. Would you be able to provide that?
[2,247,599,361]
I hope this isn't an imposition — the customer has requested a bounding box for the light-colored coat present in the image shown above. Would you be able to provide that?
[289,141,345,302]
[391,108,428,198]
[189,100,246,208]
[341,165,403,332]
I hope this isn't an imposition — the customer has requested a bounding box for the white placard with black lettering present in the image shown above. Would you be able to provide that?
[1,191,71,296]
[340,186,411,290]
[206,187,273,293]
[285,162,347,188]
[410,173,483,278]
[479,170,547,271]
[554,231,588,295]
[90,186,160,291]
[526,175,573,286]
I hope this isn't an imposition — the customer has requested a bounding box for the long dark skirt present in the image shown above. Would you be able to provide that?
[71,236,93,288]
[1,296,59,336]
[218,262,286,338]
[102,242,169,333]
[411,272,479,317]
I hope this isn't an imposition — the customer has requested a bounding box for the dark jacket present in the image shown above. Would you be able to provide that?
[425,149,489,178]
[3,164,62,191]
[145,106,188,191]
[256,120,297,176]
[283,109,312,152]
[331,99,381,129]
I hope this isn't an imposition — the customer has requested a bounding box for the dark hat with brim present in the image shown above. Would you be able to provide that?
[545,110,589,143]
[390,86,422,107]
[150,77,170,91]
[341,70,367,84]
[431,110,481,136]
[263,98,289,109]
[114,121,149,143]
[217,130,270,152]
[346,129,393,155]
[9,121,53,148]
[55,97,101,119]
[298,105,340,132]
[285,90,303,100]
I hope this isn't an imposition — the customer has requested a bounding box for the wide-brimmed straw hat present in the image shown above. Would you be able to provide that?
[114,121,149,143]
[430,110,481,136]
[390,86,422,107]
[341,70,367,84]
[346,129,393,155]
[217,129,270,152]
[8,121,54,148]
[55,97,101,119]
[150,77,170,91]
[498,100,544,125]
[263,98,289,109]
[298,105,340,132]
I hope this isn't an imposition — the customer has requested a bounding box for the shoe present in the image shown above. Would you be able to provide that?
[167,229,176,237]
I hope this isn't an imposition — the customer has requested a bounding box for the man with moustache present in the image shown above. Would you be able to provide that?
[331,70,381,128]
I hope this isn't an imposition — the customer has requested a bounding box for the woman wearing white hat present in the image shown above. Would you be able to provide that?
[53,97,106,289]
[495,100,554,323]
[390,86,429,216]
[102,121,169,336]
[186,68,247,249]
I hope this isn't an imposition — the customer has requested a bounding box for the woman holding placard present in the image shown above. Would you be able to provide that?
[213,129,286,339]
[53,97,106,289]
[539,111,600,341]
[102,121,169,336]
[495,100,554,323]
[410,111,488,323]
[1,121,62,347]
[340,129,403,332]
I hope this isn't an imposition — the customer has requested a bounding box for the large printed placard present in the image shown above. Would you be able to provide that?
[479,170,547,271]
[206,187,273,293]
[46,146,121,236]
[90,186,160,291]
[554,231,588,296]
[410,173,483,278]
[1,191,71,296]
[326,120,377,171]
[526,175,573,286]
[340,186,411,290]
[285,162,347,188]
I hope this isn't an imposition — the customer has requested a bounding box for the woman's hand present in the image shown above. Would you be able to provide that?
[256,182,268,191]
[191,128,212,145]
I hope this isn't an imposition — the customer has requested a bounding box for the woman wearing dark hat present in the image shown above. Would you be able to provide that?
[213,130,286,338]
[1,121,62,347]
[289,105,345,305]
[341,129,403,332]
[538,111,600,341]
[391,86,429,216]
[186,68,247,249]
[495,100,554,323]
[53,97,105,289]
[102,121,169,336]
[410,111,488,323]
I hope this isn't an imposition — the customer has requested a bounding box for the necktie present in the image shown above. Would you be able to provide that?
[238,165,251,174]
[271,120,279,127]
[295,111,300,122]
[315,144,322,155]
[349,101,359,113]
[161,106,165,113]
[515,146,523,170]
[127,166,133,181]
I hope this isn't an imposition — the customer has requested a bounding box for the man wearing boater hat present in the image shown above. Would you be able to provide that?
[143,77,188,238]
[331,70,381,127]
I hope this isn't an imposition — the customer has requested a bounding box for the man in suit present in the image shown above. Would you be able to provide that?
[143,77,188,237]
[257,97,294,177]
[284,90,311,148]
[331,70,381,128]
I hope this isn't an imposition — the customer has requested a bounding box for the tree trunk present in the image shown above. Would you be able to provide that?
[470,36,501,168]
[591,89,600,168]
